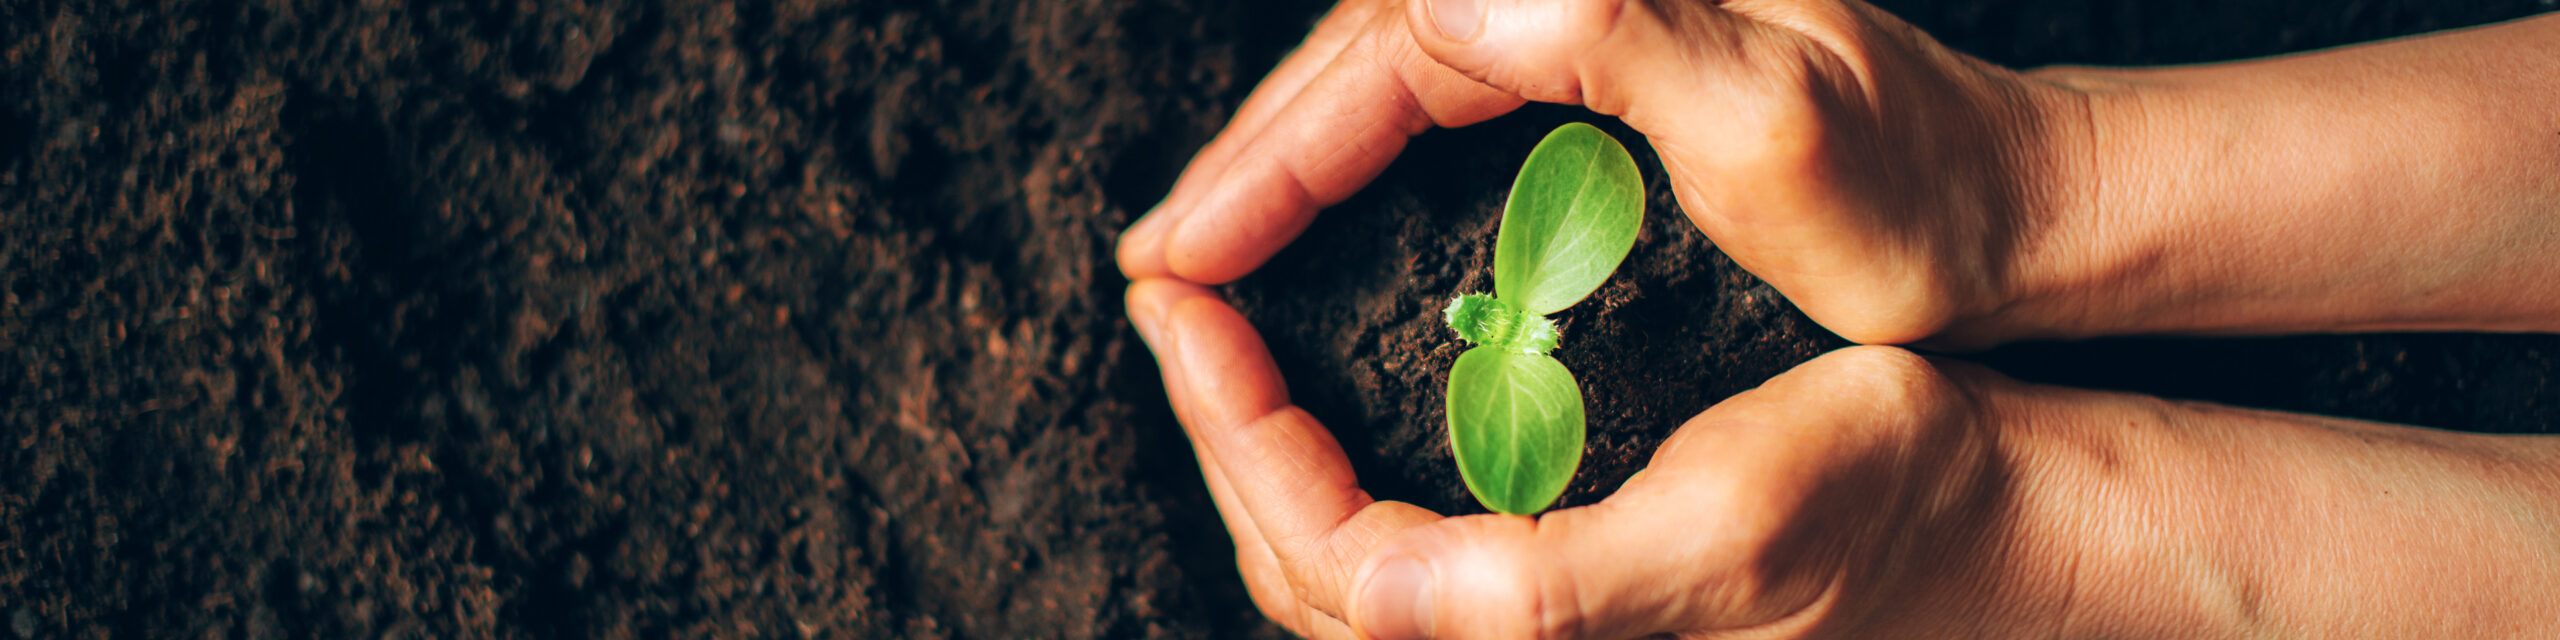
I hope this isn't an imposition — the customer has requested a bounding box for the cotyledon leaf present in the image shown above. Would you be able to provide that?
[1446,346,1585,515]
[1492,122,1646,315]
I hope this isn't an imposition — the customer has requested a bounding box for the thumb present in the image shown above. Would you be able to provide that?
[1345,347,1992,639]
[1345,486,1825,639]
[1404,0,1779,139]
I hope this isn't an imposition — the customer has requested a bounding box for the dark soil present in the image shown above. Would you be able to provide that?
[0,1,2551,639]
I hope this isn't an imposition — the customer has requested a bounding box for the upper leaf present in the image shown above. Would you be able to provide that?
[1493,122,1646,315]
[1446,347,1585,515]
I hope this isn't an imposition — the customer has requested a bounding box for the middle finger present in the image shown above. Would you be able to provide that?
[1120,0,1390,279]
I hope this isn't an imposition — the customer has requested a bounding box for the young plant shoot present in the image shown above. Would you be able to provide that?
[1443,122,1644,515]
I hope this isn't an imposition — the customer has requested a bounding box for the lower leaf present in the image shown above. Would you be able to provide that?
[1446,347,1585,515]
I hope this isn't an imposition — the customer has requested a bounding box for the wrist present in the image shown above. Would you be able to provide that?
[1953,63,2214,346]
[1828,366,2249,636]
[1927,65,2121,349]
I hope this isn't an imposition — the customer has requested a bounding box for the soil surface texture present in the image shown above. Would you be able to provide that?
[2,0,2554,638]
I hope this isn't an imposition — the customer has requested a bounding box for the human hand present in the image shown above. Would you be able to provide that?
[1116,0,2091,347]
[1128,277,2560,639]
[1127,277,2051,638]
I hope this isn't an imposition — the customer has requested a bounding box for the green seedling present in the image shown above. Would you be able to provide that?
[1443,122,1645,515]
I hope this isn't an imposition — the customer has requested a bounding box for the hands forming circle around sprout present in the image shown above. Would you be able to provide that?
[1118,0,2560,637]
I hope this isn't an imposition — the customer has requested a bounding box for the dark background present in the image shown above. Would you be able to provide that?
[2,0,2552,638]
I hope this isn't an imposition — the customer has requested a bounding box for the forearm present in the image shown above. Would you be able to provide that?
[2184,405,2560,635]
[2005,385,2560,635]
[2000,13,2560,341]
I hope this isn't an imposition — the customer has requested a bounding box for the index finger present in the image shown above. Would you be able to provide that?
[1127,279,1440,619]
[1125,6,1522,285]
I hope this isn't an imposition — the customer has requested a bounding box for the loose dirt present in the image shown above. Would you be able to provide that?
[1,1,2550,638]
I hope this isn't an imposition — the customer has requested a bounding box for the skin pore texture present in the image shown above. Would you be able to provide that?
[1975,373,2560,637]
[1116,0,2560,637]
[1996,14,2560,344]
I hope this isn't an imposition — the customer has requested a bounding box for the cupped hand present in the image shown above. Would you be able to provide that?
[1130,277,2560,638]
[1117,0,2090,347]
[1126,278,2074,639]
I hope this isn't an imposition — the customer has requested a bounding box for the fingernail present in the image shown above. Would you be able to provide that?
[1129,288,1170,351]
[1359,555,1438,639]
[1123,204,1173,250]
[1428,0,1484,42]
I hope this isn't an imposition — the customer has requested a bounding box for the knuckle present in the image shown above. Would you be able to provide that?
[1820,346,1949,406]
[1555,0,1634,82]
[1529,588,1593,640]
[1732,0,1881,67]
[1485,0,1631,104]
[1238,551,1306,622]
[1523,570,1584,640]
[1565,0,1631,38]
[1499,518,1592,640]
